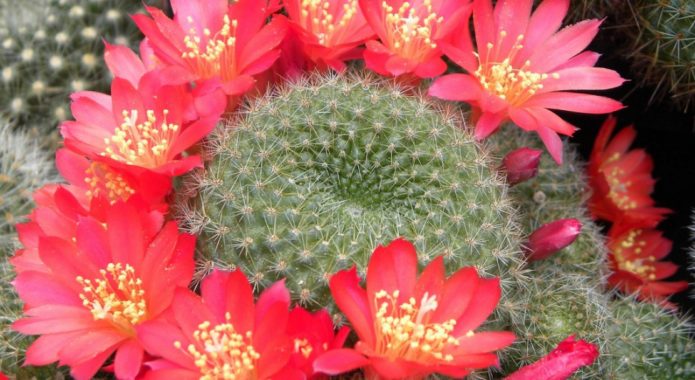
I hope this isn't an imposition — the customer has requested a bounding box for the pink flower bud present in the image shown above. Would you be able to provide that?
[505,335,599,380]
[502,148,543,186]
[526,218,582,261]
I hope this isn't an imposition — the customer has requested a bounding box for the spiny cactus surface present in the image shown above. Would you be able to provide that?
[0,122,57,377]
[0,0,150,146]
[178,73,527,319]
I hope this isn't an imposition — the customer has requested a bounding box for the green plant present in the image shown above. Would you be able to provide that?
[0,121,57,377]
[0,0,151,147]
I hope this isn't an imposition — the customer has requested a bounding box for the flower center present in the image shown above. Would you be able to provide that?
[373,290,459,362]
[176,313,260,380]
[84,162,135,203]
[102,109,179,168]
[77,263,148,334]
[382,0,442,62]
[300,0,359,46]
[603,154,638,210]
[293,338,313,359]
[182,15,239,81]
[475,31,558,106]
[612,229,657,280]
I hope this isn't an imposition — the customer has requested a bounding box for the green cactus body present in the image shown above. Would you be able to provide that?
[630,0,695,111]
[0,0,149,147]
[178,73,528,331]
[606,295,695,379]
[0,122,58,377]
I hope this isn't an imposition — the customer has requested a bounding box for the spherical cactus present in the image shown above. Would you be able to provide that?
[628,0,695,111]
[0,0,153,147]
[0,121,57,376]
[605,295,695,379]
[177,72,528,321]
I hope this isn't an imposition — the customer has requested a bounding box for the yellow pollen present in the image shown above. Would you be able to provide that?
[299,0,359,46]
[373,290,458,363]
[177,312,261,380]
[101,109,179,168]
[475,32,556,106]
[381,0,442,62]
[83,162,135,203]
[182,14,240,81]
[293,338,313,359]
[604,164,638,210]
[612,229,657,280]
[77,263,147,334]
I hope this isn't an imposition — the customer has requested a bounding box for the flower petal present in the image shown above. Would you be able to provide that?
[313,349,369,375]
[329,267,375,346]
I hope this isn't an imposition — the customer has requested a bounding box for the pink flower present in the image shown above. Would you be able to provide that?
[284,0,375,72]
[60,77,224,177]
[12,201,195,379]
[360,0,471,78]
[137,270,304,379]
[502,147,543,185]
[505,335,599,380]
[314,238,515,378]
[525,218,582,261]
[429,0,626,164]
[133,0,287,99]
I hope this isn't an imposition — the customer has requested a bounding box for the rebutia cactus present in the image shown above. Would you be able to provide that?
[177,73,528,319]
[0,0,151,147]
[0,122,57,376]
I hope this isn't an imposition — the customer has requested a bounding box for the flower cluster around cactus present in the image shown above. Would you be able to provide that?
[0,0,693,379]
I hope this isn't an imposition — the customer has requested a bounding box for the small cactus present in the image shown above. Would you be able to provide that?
[0,121,57,376]
[0,0,151,147]
[177,73,527,317]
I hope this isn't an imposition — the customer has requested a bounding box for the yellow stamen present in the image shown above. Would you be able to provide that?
[612,229,657,280]
[84,162,135,203]
[77,263,147,335]
[374,290,458,363]
[182,14,239,81]
[101,109,179,168]
[299,0,359,46]
[176,312,260,380]
[381,0,442,62]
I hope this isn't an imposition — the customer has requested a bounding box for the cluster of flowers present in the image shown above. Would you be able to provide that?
[588,116,688,309]
[7,0,622,378]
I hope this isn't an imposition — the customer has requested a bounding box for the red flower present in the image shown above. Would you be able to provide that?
[606,225,688,309]
[11,186,165,274]
[285,307,350,379]
[56,148,171,206]
[429,0,625,164]
[132,0,287,98]
[360,0,471,78]
[284,0,375,72]
[60,77,223,177]
[314,238,515,378]
[505,335,599,380]
[137,270,304,379]
[588,116,670,228]
[12,201,195,380]
[525,218,582,261]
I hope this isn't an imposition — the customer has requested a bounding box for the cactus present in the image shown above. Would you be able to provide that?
[0,0,151,147]
[177,72,528,317]
[689,212,695,299]
[605,294,695,379]
[0,121,58,376]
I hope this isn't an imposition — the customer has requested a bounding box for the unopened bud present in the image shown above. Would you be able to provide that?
[505,335,599,380]
[502,147,542,186]
[525,218,582,261]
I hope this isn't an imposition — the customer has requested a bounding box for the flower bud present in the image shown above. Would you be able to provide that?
[505,335,599,380]
[502,147,542,186]
[525,218,582,261]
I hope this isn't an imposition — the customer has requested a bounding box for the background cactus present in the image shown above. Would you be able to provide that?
[0,121,58,377]
[0,0,154,147]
